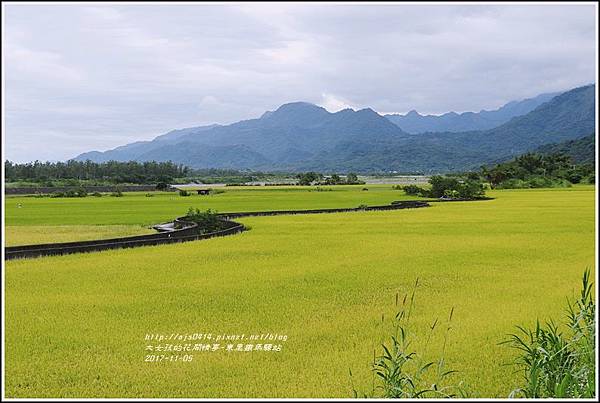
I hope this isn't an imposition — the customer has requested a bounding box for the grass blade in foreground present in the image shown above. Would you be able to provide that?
[350,279,470,398]
[502,269,596,398]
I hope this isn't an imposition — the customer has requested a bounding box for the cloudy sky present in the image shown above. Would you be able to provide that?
[3,2,597,162]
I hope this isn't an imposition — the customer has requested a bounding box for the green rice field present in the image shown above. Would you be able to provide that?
[4,185,420,226]
[4,185,596,397]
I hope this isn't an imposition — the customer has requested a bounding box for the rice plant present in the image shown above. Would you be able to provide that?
[5,187,594,397]
[502,269,596,398]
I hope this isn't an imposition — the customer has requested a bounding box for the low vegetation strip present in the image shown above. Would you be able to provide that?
[5,185,165,195]
[4,200,431,260]
[5,225,155,247]
[5,219,244,260]
[219,200,430,218]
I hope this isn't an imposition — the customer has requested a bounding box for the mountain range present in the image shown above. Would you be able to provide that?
[384,92,560,133]
[74,84,595,173]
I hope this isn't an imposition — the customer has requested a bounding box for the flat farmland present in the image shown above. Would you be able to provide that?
[3,185,596,397]
[5,185,418,227]
[4,185,417,246]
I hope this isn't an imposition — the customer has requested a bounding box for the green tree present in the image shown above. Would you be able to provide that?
[296,172,321,185]
[429,176,485,199]
[346,172,359,184]
[184,208,223,233]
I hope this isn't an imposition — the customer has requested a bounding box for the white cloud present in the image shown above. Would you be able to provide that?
[2,3,597,162]
[319,93,355,112]
[4,43,85,83]
[259,40,313,65]
[82,6,123,22]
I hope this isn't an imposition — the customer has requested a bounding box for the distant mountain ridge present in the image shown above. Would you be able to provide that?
[385,91,560,133]
[74,84,595,173]
[76,124,221,163]
[76,102,410,169]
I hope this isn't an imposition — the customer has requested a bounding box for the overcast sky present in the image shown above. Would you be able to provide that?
[3,2,597,162]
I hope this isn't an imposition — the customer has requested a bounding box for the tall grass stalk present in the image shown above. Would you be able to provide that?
[502,269,595,398]
[350,278,468,398]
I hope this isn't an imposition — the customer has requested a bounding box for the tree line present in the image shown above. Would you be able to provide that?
[4,160,189,185]
[296,172,365,186]
[480,152,594,189]
[395,151,594,200]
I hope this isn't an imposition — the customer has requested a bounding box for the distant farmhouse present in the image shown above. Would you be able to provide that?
[170,183,227,195]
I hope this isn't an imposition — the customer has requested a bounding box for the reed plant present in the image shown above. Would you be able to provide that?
[351,278,469,398]
[502,269,595,398]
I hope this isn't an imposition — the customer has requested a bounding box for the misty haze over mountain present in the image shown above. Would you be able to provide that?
[384,92,560,133]
[4,4,596,162]
[75,84,595,173]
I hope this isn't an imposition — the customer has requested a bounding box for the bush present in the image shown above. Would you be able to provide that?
[145,193,154,197]
[553,178,572,188]
[443,189,460,198]
[111,187,123,197]
[92,192,103,197]
[184,208,224,233]
[179,189,191,197]
[502,270,595,398]
[588,174,595,184]
[527,176,555,188]
[497,177,573,189]
[566,172,583,184]
[429,176,486,199]
[76,187,87,197]
[460,179,487,198]
[155,182,168,191]
[48,188,89,198]
[401,184,427,196]
[319,174,344,185]
[296,172,322,186]
[496,178,530,189]
[429,176,457,198]
[346,172,365,185]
